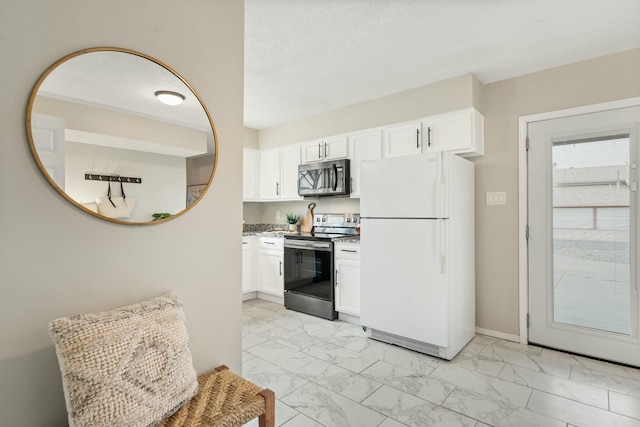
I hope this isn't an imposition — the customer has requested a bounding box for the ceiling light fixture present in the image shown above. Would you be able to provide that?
[154,90,185,106]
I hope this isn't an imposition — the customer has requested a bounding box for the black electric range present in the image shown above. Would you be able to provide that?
[283,213,359,320]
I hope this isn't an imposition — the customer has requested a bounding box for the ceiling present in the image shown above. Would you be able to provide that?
[244,0,640,130]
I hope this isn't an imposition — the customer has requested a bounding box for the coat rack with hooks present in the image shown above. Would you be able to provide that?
[84,173,142,184]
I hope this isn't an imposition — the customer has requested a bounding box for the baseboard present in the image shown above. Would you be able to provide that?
[475,327,520,343]
[338,312,360,325]
[242,291,257,301]
[256,292,284,305]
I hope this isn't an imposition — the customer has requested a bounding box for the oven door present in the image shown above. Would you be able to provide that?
[283,239,336,319]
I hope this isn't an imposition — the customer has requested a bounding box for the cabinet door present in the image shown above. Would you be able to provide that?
[243,148,260,201]
[301,136,348,163]
[422,108,484,155]
[349,130,383,198]
[280,144,302,200]
[260,149,281,200]
[301,140,324,163]
[258,251,284,297]
[335,258,361,315]
[242,238,255,293]
[383,121,422,158]
[322,135,349,160]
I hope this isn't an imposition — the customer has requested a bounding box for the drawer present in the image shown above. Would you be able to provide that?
[259,237,284,250]
[334,243,360,260]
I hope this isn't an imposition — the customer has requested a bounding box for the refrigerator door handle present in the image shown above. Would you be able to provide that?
[437,219,446,273]
[436,152,443,219]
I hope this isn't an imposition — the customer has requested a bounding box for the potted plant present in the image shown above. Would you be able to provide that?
[285,213,301,231]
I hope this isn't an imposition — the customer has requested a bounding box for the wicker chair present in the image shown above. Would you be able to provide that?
[159,365,275,427]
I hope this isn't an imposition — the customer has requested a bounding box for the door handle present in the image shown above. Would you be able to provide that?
[428,126,432,147]
[333,164,338,191]
[276,182,280,196]
[318,143,321,159]
[335,269,339,286]
[417,128,420,149]
[279,260,282,276]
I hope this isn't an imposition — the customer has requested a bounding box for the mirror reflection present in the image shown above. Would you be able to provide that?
[27,48,217,224]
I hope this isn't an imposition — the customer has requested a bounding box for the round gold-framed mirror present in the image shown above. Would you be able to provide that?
[26,47,218,225]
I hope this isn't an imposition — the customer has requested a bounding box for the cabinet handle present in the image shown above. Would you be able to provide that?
[264,242,275,245]
[335,269,339,286]
[350,177,354,193]
[340,249,358,253]
[243,242,248,245]
[428,126,431,147]
[324,142,328,158]
[276,182,280,196]
[318,143,321,159]
[416,128,420,149]
[279,261,283,276]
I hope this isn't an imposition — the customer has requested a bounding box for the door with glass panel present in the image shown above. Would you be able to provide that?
[528,106,640,366]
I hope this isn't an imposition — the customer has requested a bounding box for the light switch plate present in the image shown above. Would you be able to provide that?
[486,191,507,205]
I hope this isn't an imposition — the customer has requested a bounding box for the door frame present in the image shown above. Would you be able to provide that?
[517,97,640,345]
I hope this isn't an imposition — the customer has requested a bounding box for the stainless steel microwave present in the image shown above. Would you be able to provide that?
[298,159,351,197]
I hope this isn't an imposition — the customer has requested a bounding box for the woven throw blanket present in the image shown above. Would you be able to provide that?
[49,292,198,427]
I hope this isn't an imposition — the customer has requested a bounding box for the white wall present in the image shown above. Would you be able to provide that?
[0,1,244,426]
[65,141,187,222]
[477,48,640,335]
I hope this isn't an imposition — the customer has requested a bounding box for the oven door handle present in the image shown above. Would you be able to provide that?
[284,241,332,251]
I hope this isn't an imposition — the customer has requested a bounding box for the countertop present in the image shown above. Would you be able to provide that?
[243,231,360,243]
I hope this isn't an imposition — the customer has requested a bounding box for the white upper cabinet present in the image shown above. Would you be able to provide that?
[383,121,422,158]
[301,135,349,163]
[280,144,303,200]
[260,148,281,200]
[243,148,260,201]
[348,129,383,198]
[260,145,302,201]
[422,108,484,156]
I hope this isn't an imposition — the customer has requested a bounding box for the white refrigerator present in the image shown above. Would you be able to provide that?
[360,152,475,360]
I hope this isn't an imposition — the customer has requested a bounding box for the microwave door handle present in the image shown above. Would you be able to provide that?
[332,164,338,191]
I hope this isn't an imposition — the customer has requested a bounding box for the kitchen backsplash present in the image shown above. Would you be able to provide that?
[243,198,360,224]
[243,223,289,232]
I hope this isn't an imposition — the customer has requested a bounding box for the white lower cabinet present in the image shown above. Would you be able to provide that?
[334,242,361,316]
[257,237,284,297]
[242,236,256,293]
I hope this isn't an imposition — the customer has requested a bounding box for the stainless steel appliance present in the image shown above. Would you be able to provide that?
[298,159,351,197]
[284,213,360,320]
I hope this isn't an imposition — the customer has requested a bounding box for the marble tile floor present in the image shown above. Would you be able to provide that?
[241,298,640,427]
